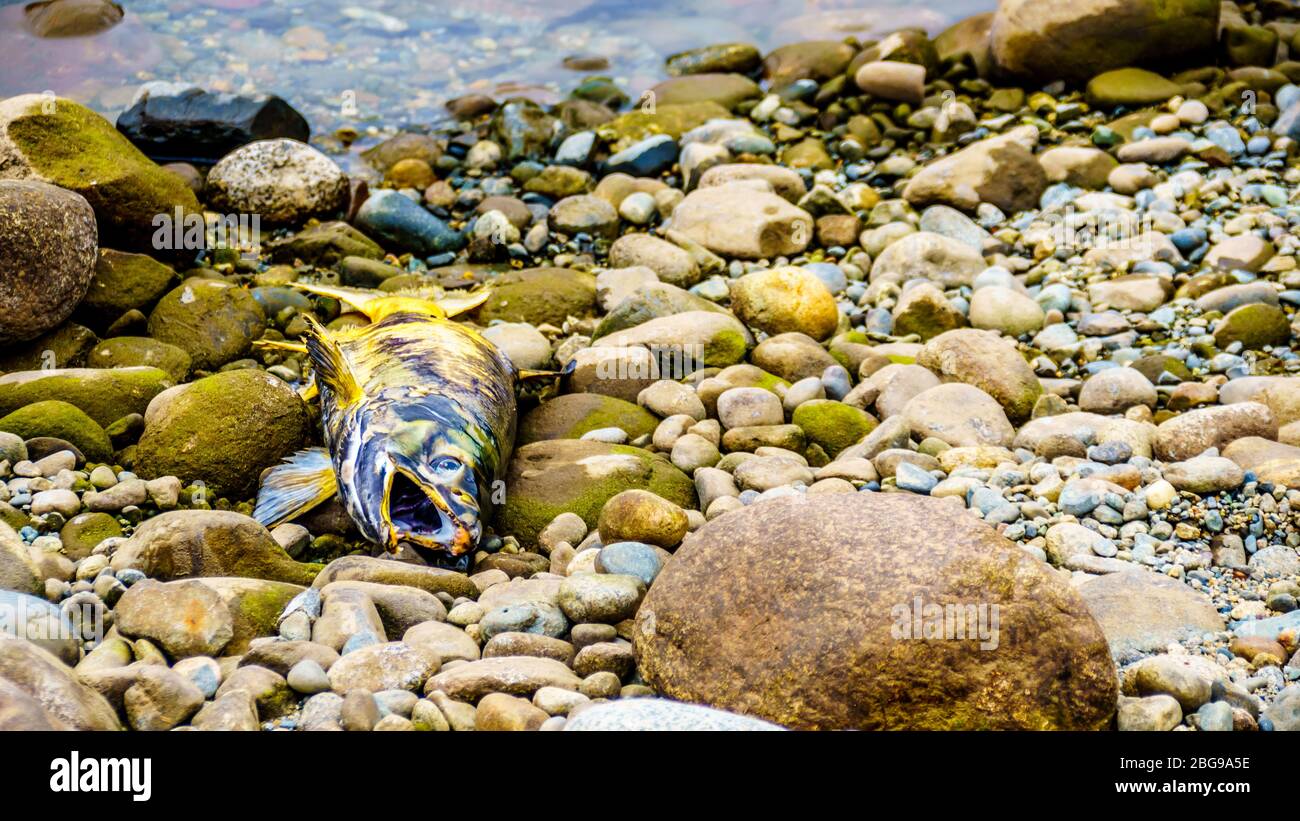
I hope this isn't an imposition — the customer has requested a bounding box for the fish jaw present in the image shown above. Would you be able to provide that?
[380,463,481,557]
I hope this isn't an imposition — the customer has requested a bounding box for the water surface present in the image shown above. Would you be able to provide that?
[0,0,994,159]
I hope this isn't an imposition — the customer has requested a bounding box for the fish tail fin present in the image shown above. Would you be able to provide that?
[303,315,364,407]
[435,289,491,318]
[289,282,387,318]
[291,281,490,322]
[254,447,338,529]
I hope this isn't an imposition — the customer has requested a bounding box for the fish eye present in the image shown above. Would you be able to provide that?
[432,456,461,475]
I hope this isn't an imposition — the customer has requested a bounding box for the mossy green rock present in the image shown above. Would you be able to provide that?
[147,278,267,371]
[311,555,478,600]
[266,221,383,267]
[109,510,319,586]
[518,393,660,445]
[635,493,1118,729]
[598,311,751,369]
[76,249,176,328]
[472,268,596,326]
[0,323,98,373]
[593,282,728,340]
[59,512,122,561]
[647,74,761,110]
[667,43,762,76]
[0,96,201,252]
[0,400,111,462]
[1131,354,1192,384]
[1085,68,1182,107]
[597,102,731,151]
[792,400,878,456]
[499,439,697,547]
[196,577,308,655]
[0,366,170,428]
[1213,303,1290,349]
[134,369,310,500]
[87,337,192,382]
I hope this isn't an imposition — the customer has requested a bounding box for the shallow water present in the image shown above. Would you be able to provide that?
[0,0,993,159]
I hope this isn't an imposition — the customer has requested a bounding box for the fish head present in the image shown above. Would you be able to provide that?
[377,419,483,560]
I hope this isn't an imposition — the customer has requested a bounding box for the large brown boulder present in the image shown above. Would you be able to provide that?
[109,510,318,586]
[635,493,1118,730]
[990,0,1220,85]
[0,636,122,730]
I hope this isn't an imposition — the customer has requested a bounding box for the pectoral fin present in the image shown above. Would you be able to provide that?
[254,447,338,529]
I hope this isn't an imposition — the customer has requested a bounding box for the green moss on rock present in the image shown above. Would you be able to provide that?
[472,268,596,326]
[87,337,192,382]
[792,400,878,456]
[147,278,267,371]
[0,323,98,373]
[77,249,176,326]
[0,366,171,427]
[133,369,310,500]
[597,102,732,151]
[59,512,121,561]
[518,393,660,445]
[0,400,111,462]
[0,96,202,251]
[498,439,697,547]
[1213,303,1290,350]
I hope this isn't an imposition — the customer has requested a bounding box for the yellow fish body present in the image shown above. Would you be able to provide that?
[254,284,529,568]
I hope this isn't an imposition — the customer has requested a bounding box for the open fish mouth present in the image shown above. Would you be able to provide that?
[383,468,477,557]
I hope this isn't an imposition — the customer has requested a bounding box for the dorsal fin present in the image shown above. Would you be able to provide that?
[303,315,363,407]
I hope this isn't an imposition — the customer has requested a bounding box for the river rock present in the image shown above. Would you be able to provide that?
[134,369,310,499]
[0,180,97,345]
[117,85,309,164]
[498,439,696,547]
[1153,402,1276,462]
[668,184,813,259]
[990,0,1221,84]
[205,138,348,225]
[0,636,121,730]
[1077,570,1225,663]
[146,278,266,370]
[729,267,838,340]
[902,131,1046,214]
[110,510,317,586]
[0,95,201,252]
[870,231,986,288]
[918,329,1041,423]
[635,493,1117,729]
